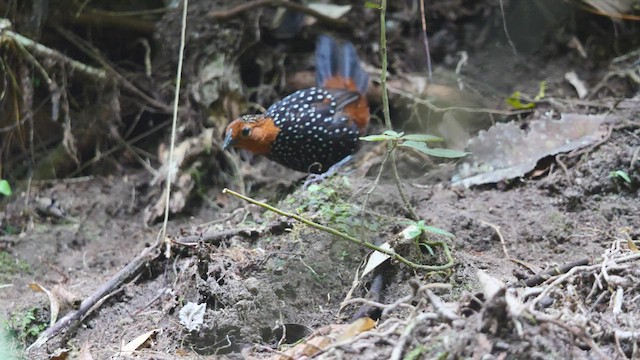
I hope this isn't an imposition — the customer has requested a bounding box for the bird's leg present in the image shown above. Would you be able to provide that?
[302,155,353,189]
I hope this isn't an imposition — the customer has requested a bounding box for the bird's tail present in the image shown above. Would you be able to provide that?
[315,35,369,94]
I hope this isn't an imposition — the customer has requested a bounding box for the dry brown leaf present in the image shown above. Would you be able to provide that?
[79,341,94,360]
[29,282,60,327]
[51,285,81,309]
[49,347,70,360]
[272,318,375,360]
[337,317,376,341]
[116,328,160,357]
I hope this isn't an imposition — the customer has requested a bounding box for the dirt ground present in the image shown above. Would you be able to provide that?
[1,1,640,359]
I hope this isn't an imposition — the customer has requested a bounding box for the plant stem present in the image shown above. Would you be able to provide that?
[223,188,453,271]
[390,143,419,220]
[378,1,419,220]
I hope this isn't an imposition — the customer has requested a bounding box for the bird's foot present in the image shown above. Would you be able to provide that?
[302,155,353,189]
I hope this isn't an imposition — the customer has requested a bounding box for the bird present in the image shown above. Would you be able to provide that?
[222,35,369,174]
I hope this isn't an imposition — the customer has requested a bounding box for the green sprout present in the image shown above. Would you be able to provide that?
[0,180,12,197]
[609,170,631,184]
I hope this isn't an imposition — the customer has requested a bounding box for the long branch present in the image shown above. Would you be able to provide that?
[222,188,454,271]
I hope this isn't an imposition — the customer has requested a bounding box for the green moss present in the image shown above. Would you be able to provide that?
[0,252,30,281]
[5,307,47,348]
[285,177,382,238]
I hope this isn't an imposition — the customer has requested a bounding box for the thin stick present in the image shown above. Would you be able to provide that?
[158,0,189,245]
[419,0,432,79]
[498,0,518,56]
[480,220,511,259]
[28,243,162,349]
[378,0,419,221]
[223,188,454,271]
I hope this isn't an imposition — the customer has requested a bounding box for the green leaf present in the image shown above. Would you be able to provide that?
[418,242,435,256]
[360,134,395,142]
[534,81,546,101]
[609,170,631,183]
[383,129,403,138]
[422,226,455,238]
[0,179,12,196]
[505,91,536,109]
[404,345,425,360]
[399,141,468,158]
[400,224,423,240]
[364,1,382,9]
[421,147,469,158]
[401,134,443,142]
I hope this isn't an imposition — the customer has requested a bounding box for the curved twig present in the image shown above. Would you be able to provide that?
[223,188,454,271]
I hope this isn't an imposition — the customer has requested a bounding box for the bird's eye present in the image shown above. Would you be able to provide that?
[241,127,251,136]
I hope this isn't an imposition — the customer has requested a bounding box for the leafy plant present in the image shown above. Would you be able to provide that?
[361,130,467,159]
[0,180,12,197]
[5,308,47,346]
[400,220,455,240]
[0,252,30,281]
[299,179,380,236]
[401,220,454,256]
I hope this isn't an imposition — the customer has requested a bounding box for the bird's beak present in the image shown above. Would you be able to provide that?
[222,130,235,151]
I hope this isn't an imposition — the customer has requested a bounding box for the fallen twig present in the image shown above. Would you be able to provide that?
[175,220,294,245]
[27,216,290,349]
[0,21,107,81]
[223,188,455,271]
[521,258,591,287]
[28,242,162,350]
[479,220,511,259]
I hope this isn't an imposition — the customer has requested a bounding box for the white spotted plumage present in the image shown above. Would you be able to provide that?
[265,87,361,173]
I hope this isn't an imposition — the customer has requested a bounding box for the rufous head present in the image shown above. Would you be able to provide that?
[222,115,281,155]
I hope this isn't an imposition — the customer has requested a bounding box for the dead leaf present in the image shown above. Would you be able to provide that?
[361,242,392,278]
[476,270,504,300]
[49,347,70,360]
[453,113,610,187]
[565,71,588,99]
[337,317,375,341]
[79,341,94,360]
[117,328,160,356]
[179,302,206,331]
[51,285,81,309]
[272,318,375,360]
[307,3,351,19]
[29,283,60,327]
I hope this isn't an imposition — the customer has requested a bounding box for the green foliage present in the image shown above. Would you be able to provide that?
[401,220,455,240]
[401,220,454,257]
[506,81,546,109]
[5,308,47,347]
[609,170,631,183]
[361,130,467,159]
[0,180,12,196]
[0,252,30,281]
[364,1,382,10]
[404,345,425,360]
[294,178,380,236]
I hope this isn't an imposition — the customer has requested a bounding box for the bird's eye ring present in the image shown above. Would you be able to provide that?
[241,127,251,136]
